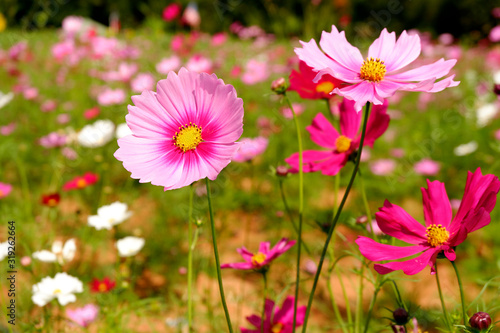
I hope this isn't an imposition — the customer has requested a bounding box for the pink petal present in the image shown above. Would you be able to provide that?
[267,238,295,261]
[314,153,349,176]
[374,248,440,275]
[443,247,456,261]
[306,113,339,148]
[458,208,490,238]
[334,81,384,112]
[259,242,271,254]
[285,150,334,174]
[319,26,364,75]
[375,200,428,244]
[236,247,254,263]
[388,58,457,82]
[339,98,361,139]
[356,236,428,261]
[220,262,253,270]
[421,180,452,228]
[195,142,241,181]
[367,29,396,67]
[370,30,421,73]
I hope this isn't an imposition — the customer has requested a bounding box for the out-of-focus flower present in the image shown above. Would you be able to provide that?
[32,272,83,306]
[90,277,116,293]
[211,32,228,46]
[414,158,440,176]
[0,242,9,261]
[162,3,182,22]
[469,312,492,331]
[62,147,78,160]
[116,236,145,257]
[185,55,212,73]
[182,2,200,29]
[21,256,31,266]
[489,25,500,43]
[0,122,16,136]
[221,238,296,271]
[57,113,71,124]
[232,137,269,163]
[77,119,115,148]
[454,141,478,156]
[63,172,98,191]
[62,16,84,37]
[366,219,384,235]
[240,296,306,333]
[66,304,99,328]
[356,168,500,275]
[114,68,244,190]
[281,103,305,119]
[0,13,6,32]
[115,123,133,139]
[241,59,269,85]
[41,100,57,112]
[296,26,459,111]
[23,87,38,100]
[0,92,14,109]
[131,73,155,93]
[0,182,12,199]
[88,201,132,230]
[32,239,76,264]
[97,88,126,106]
[289,61,345,99]
[156,56,181,75]
[39,132,67,148]
[84,106,100,120]
[41,193,61,207]
[476,103,498,128]
[370,159,396,176]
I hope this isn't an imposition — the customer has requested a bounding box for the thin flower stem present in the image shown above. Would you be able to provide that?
[362,274,382,333]
[283,93,304,332]
[451,260,467,325]
[327,247,349,333]
[261,272,268,333]
[358,170,376,240]
[301,102,372,333]
[205,178,233,333]
[435,264,452,332]
[354,262,365,333]
[187,184,195,332]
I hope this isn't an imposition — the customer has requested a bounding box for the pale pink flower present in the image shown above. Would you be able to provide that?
[156,56,181,75]
[233,137,269,163]
[39,132,67,148]
[370,159,396,176]
[62,16,84,37]
[414,158,440,176]
[114,68,244,190]
[23,87,38,100]
[66,304,99,327]
[52,40,75,61]
[241,59,270,85]
[495,129,500,141]
[41,100,57,112]
[131,73,155,93]
[490,26,500,43]
[0,123,16,136]
[62,147,78,160]
[281,103,305,119]
[182,3,200,29]
[57,113,71,124]
[185,55,212,73]
[296,26,459,111]
[211,32,228,46]
[97,88,126,106]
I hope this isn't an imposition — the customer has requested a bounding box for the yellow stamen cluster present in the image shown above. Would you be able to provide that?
[47,198,57,206]
[271,323,284,333]
[53,289,62,294]
[76,179,87,188]
[360,57,386,82]
[426,224,449,247]
[335,135,352,153]
[251,252,267,266]
[173,122,203,153]
[316,81,334,94]
[98,283,108,292]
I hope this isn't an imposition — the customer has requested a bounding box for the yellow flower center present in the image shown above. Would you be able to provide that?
[47,198,57,206]
[53,289,62,294]
[76,179,87,188]
[316,81,334,94]
[251,252,267,266]
[426,224,449,247]
[173,123,203,153]
[335,135,352,153]
[98,283,108,292]
[272,323,284,333]
[360,57,386,82]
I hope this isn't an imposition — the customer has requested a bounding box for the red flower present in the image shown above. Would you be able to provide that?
[63,172,98,191]
[84,107,100,120]
[289,61,345,99]
[41,193,61,207]
[90,277,116,293]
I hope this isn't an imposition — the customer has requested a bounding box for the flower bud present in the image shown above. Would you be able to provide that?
[393,308,409,325]
[469,312,492,330]
[494,84,500,96]
[276,165,289,177]
[356,215,368,224]
[271,77,288,94]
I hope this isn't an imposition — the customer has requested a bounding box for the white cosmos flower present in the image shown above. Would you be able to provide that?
[476,103,498,128]
[0,241,9,261]
[0,92,14,109]
[115,123,133,139]
[77,119,115,148]
[88,201,132,230]
[32,239,76,264]
[116,236,145,257]
[32,272,83,306]
[454,141,478,156]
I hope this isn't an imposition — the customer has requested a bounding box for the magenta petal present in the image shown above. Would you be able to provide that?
[220,262,254,270]
[267,238,296,262]
[306,113,339,149]
[374,248,439,275]
[285,150,333,174]
[258,242,271,254]
[459,208,491,237]
[314,153,349,176]
[443,247,456,261]
[363,100,390,148]
[421,180,452,228]
[375,200,428,244]
[356,236,428,261]
[237,247,254,263]
[245,314,262,328]
[339,98,361,139]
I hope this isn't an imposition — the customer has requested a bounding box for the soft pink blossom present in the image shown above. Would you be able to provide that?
[52,40,75,61]
[66,304,99,327]
[495,129,500,141]
[0,123,16,136]
[131,73,155,93]
[370,159,396,176]
[156,56,181,75]
[414,158,440,176]
[390,148,405,158]
[0,182,12,198]
[233,137,269,162]
[296,26,459,111]
[185,55,212,73]
[182,3,200,28]
[57,113,71,124]
[62,147,78,160]
[62,16,84,37]
[211,32,228,46]
[356,168,500,275]
[490,26,500,43]
[114,68,244,190]
[281,103,305,119]
[241,59,269,85]
[39,132,67,148]
[23,87,38,100]
[97,88,126,106]
[41,100,57,113]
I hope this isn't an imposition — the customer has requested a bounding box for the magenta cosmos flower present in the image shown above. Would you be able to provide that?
[296,26,459,111]
[285,98,389,176]
[356,168,500,275]
[221,238,296,271]
[114,68,244,190]
[241,296,306,333]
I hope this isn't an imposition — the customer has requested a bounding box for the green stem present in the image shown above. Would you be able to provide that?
[358,170,375,239]
[205,178,233,333]
[261,272,268,333]
[327,247,349,333]
[301,102,372,333]
[362,274,382,333]
[451,260,467,325]
[284,93,304,331]
[435,264,452,332]
[354,262,365,333]
[187,185,195,332]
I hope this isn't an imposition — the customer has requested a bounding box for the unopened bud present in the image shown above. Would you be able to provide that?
[469,312,492,331]
[393,308,409,325]
[271,77,288,94]
[494,84,500,96]
[276,165,289,177]
[356,215,368,224]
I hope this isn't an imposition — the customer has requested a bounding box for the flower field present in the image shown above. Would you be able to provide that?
[1,9,500,333]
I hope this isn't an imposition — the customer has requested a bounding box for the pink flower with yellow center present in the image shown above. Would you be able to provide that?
[296,26,459,111]
[221,238,296,271]
[356,168,500,275]
[241,296,306,333]
[285,98,389,176]
[62,173,98,191]
[114,68,244,190]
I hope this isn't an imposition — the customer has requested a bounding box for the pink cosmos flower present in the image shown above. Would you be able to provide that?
[131,73,155,93]
[370,159,396,176]
[185,55,213,73]
[39,132,67,148]
[182,3,200,29]
[156,56,181,75]
[62,16,84,37]
[356,168,500,275]
[233,137,269,163]
[0,123,16,136]
[241,59,270,85]
[281,103,305,119]
[97,88,126,106]
[211,32,228,46]
[66,304,99,327]
[241,296,306,333]
[63,173,99,191]
[285,98,389,176]
[489,25,500,43]
[0,182,13,198]
[41,100,57,113]
[162,3,182,22]
[114,68,244,190]
[221,238,295,271]
[414,158,440,176]
[296,26,459,111]
[23,87,38,100]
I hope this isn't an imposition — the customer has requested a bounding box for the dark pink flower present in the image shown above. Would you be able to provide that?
[63,173,99,191]
[162,3,182,22]
[356,168,500,275]
[241,296,306,333]
[221,238,295,271]
[285,98,389,176]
